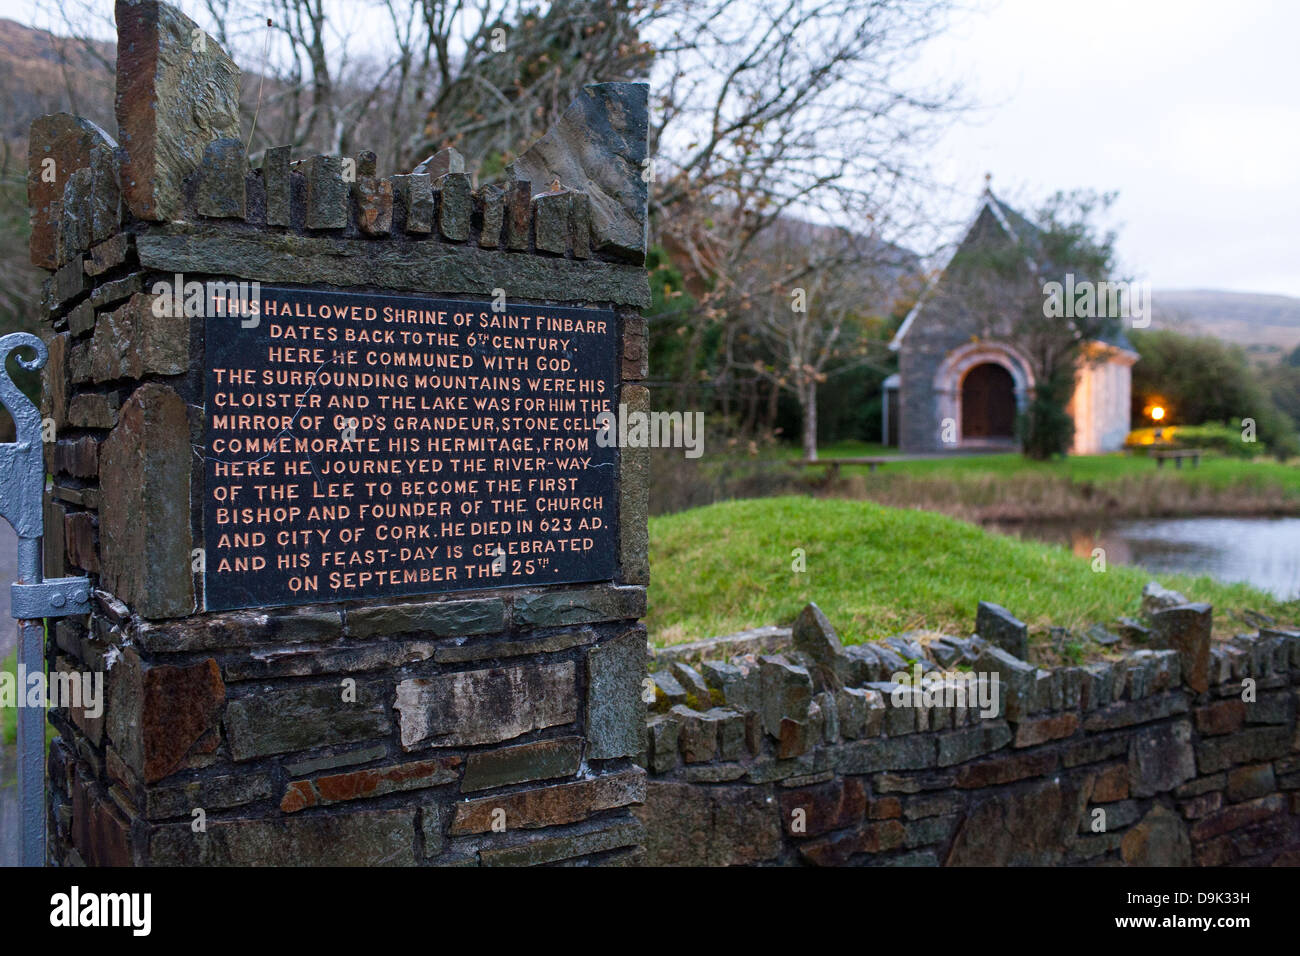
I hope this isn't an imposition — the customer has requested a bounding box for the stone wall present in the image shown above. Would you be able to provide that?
[638,602,1300,866]
[32,0,650,867]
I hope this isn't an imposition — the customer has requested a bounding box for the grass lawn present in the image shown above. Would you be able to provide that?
[774,442,1294,494]
[647,495,1297,646]
[680,444,1300,525]
[1,644,58,749]
[794,441,1300,493]
[1,648,16,745]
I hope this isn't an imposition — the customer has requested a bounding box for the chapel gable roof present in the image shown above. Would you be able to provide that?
[890,184,1134,355]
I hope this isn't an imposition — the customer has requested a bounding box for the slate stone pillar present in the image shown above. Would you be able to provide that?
[34,0,651,866]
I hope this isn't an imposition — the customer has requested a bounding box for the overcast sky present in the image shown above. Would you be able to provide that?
[916,0,1300,297]
[8,0,1298,296]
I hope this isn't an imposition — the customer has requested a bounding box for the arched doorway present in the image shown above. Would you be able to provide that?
[961,362,1016,438]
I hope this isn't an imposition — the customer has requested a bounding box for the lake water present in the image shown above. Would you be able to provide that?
[989,516,1300,601]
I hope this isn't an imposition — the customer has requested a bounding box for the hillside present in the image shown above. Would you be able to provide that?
[0,17,115,144]
[1153,288,1300,359]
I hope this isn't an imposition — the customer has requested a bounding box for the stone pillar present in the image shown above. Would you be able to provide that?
[35,0,650,866]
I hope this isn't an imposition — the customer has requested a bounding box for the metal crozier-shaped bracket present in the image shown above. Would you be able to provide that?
[0,331,90,618]
[0,332,47,540]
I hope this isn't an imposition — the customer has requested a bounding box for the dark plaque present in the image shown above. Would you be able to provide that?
[202,285,617,611]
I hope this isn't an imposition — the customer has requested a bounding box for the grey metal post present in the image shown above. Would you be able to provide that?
[0,333,90,867]
[16,619,44,865]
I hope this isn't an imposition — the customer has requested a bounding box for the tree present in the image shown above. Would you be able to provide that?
[728,221,909,459]
[1132,328,1299,457]
[1266,362,1300,451]
[34,0,654,172]
[647,0,962,415]
[21,0,962,442]
[385,0,654,172]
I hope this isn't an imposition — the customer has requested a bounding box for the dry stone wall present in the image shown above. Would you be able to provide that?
[32,0,650,867]
[638,601,1300,866]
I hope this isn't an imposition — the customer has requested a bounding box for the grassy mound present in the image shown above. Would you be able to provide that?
[647,496,1295,645]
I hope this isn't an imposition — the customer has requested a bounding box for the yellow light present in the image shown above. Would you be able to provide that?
[1149,405,1165,421]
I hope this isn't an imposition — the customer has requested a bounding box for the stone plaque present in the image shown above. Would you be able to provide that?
[203,285,617,611]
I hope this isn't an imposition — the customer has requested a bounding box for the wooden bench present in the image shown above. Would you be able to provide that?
[792,457,893,480]
[1151,448,1202,469]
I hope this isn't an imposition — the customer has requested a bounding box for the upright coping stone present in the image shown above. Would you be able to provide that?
[114,0,241,221]
[508,83,650,264]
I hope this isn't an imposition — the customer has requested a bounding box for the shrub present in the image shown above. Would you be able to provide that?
[1131,328,1299,458]
[1125,421,1265,458]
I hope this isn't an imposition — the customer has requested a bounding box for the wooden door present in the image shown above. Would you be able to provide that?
[961,362,1015,438]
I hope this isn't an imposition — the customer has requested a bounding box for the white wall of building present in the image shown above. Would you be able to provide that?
[1070,351,1136,454]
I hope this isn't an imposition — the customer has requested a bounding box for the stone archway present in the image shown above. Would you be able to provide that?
[933,343,1035,448]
